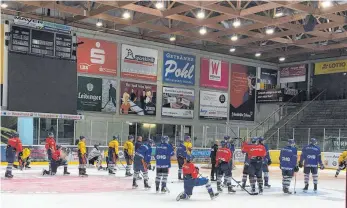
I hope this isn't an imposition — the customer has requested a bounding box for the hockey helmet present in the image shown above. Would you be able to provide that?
[310,138,317,145]
[147,138,154,146]
[48,132,54,137]
[56,144,62,150]
[113,135,119,140]
[94,144,100,149]
[258,137,265,143]
[13,132,19,137]
[79,135,86,140]
[161,136,169,143]
[186,155,194,162]
[128,135,134,140]
[184,135,191,142]
[251,137,258,144]
[224,136,230,141]
[220,140,228,147]
[288,139,295,147]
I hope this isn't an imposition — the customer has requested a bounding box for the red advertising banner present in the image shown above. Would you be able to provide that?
[280,64,306,83]
[200,58,229,90]
[77,37,117,76]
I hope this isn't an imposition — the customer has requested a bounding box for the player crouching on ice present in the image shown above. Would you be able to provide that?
[279,139,299,194]
[132,139,153,189]
[88,144,104,171]
[155,136,174,193]
[335,150,347,177]
[13,147,31,170]
[216,140,236,193]
[43,145,70,176]
[176,155,219,201]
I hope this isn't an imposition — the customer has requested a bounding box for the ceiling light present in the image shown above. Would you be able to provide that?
[197,10,205,19]
[96,20,103,27]
[169,35,176,42]
[1,2,8,8]
[199,27,207,35]
[279,57,286,62]
[231,35,238,41]
[265,27,275,35]
[123,10,131,19]
[255,52,261,57]
[321,0,332,8]
[155,1,164,9]
[229,47,236,52]
[274,11,283,17]
[233,19,241,28]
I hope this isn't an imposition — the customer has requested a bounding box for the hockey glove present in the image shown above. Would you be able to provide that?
[294,166,299,172]
[298,162,303,168]
[195,166,200,173]
[18,152,23,157]
[320,164,325,170]
[267,160,272,166]
[147,163,152,170]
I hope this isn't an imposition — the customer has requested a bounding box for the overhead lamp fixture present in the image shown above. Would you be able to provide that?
[255,52,261,57]
[321,0,332,8]
[96,20,103,27]
[274,8,284,17]
[123,10,131,19]
[230,35,238,41]
[155,1,164,9]
[0,2,8,8]
[199,27,207,35]
[233,19,241,28]
[279,57,286,62]
[169,35,176,42]
[229,47,236,52]
[265,27,275,35]
[197,9,205,19]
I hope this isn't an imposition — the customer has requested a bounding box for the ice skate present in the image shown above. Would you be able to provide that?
[108,169,115,175]
[144,180,151,189]
[42,169,50,176]
[259,188,263,195]
[303,184,309,192]
[5,172,13,179]
[161,186,168,193]
[314,184,317,193]
[209,192,219,200]
[132,179,138,189]
[79,169,88,177]
[125,171,133,177]
[217,186,223,193]
[264,183,271,188]
[176,192,186,201]
[228,186,236,193]
[283,187,292,194]
[156,185,159,193]
[63,167,70,175]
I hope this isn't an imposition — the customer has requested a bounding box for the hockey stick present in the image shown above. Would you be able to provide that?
[231,177,258,195]
[294,173,297,194]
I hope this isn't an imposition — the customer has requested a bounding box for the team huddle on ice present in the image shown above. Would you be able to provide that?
[4,132,347,200]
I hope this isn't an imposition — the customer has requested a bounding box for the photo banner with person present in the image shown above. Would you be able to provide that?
[162,51,195,85]
[200,58,229,90]
[260,68,278,89]
[121,44,158,82]
[77,37,117,76]
[119,81,157,116]
[199,90,228,120]
[280,64,306,83]
[229,64,256,121]
[162,87,194,118]
[77,76,117,112]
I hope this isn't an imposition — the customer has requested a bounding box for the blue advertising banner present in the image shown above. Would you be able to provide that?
[163,51,195,85]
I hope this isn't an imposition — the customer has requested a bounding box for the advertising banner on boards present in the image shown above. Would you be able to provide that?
[199,90,228,120]
[200,58,229,90]
[229,64,256,121]
[280,64,306,83]
[77,37,117,76]
[121,44,158,82]
[162,87,194,118]
[315,60,347,75]
[120,81,157,116]
[162,51,195,85]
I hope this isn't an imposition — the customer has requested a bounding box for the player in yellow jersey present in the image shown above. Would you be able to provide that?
[14,147,31,170]
[335,150,347,177]
[124,135,135,176]
[184,135,193,155]
[108,136,119,175]
[78,136,88,177]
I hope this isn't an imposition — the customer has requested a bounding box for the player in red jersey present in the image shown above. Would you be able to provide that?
[216,140,236,193]
[45,132,56,174]
[5,133,23,178]
[176,155,219,201]
[242,137,266,194]
[42,145,70,176]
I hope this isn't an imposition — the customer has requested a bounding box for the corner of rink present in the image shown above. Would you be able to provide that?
[1,165,345,208]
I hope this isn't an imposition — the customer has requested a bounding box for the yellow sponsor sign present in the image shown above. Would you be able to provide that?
[315,60,347,75]
[0,24,3,84]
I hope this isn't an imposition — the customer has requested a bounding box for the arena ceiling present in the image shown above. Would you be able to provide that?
[1,1,347,63]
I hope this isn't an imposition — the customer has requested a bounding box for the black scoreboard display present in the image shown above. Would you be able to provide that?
[10,25,73,59]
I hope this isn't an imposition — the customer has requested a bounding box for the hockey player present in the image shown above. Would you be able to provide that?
[124,135,135,176]
[45,132,56,174]
[176,139,187,180]
[210,140,218,181]
[14,147,31,170]
[42,145,70,176]
[241,137,257,189]
[335,150,347,177]
[104,149,109,170]
[155,136,174,193]
[135,136,143,151]
[242,137,267,194]
[88,144,104,170]
[279,139,299,194]
[223,136,234,186]
[299,138,324,192]
[78,136,88,176]
[258,137,272,188]
[132,139,153,189]
[216,140,236,193]
[176,155,219,201]
[5,133,22,178]
[184,135,192,155]
[108,136,119,175]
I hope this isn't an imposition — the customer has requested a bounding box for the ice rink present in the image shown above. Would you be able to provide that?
[1,164,345,208]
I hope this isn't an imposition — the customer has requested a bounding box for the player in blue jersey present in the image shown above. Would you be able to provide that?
[132,139,153,189]
[176,139,187,180]
[258,137,272,188]
[280,139,299,194]
[299,138,324,192]
[155,136,174,193]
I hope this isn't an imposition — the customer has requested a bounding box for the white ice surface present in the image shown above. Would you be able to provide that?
[1,164,345,208]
